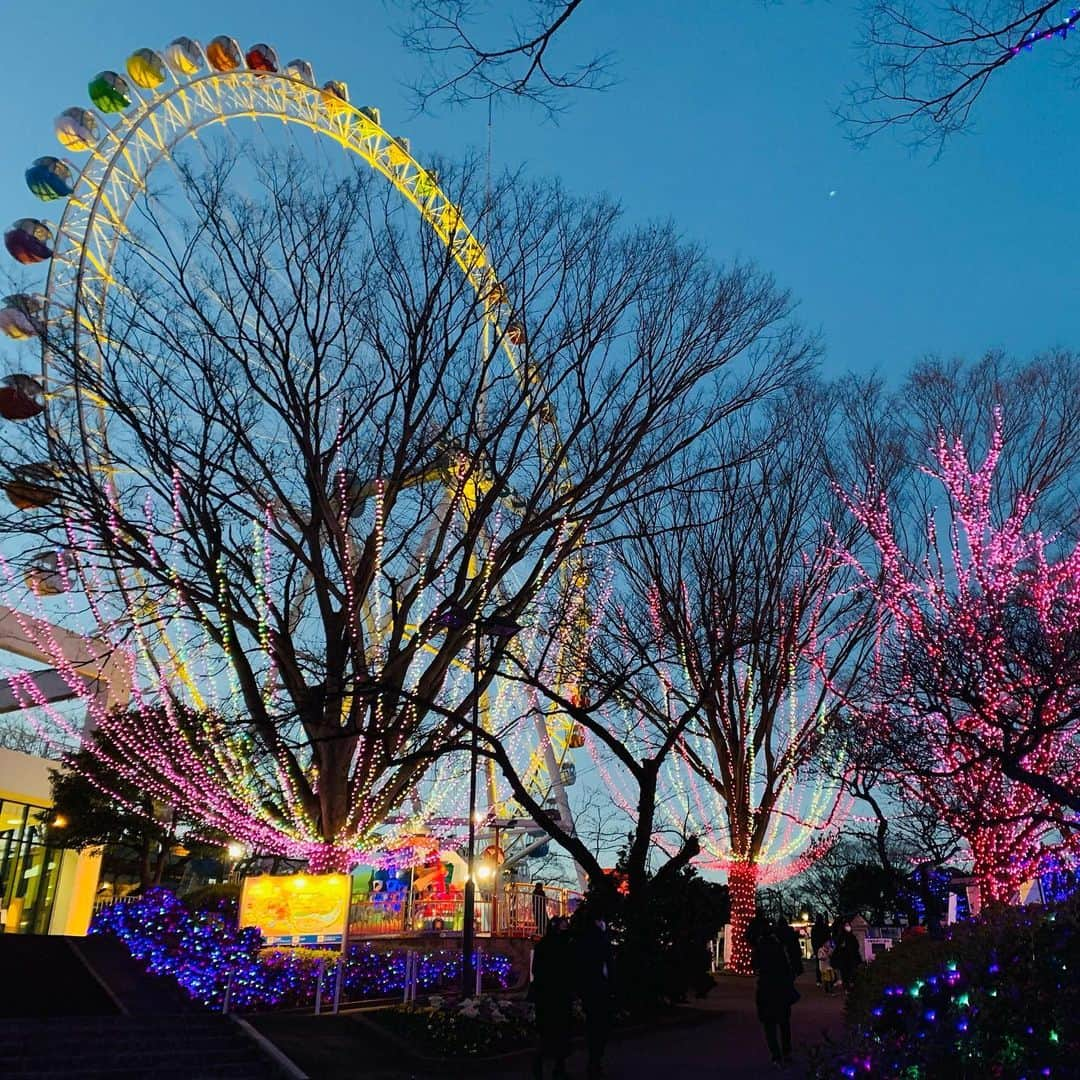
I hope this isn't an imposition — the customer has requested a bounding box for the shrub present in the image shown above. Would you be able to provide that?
[91,887,515,1010]
[813,897,1080,1079]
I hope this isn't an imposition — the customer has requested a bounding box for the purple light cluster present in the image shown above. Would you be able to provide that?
[90,888,515,1010]
[1011,9,1080,55]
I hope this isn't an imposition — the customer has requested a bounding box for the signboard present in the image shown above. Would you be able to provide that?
[239,873,350,945]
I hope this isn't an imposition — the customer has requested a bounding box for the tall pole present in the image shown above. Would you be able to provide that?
[461,625,481,996]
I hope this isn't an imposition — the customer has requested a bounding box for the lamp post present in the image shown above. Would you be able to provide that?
[435,601,521,997]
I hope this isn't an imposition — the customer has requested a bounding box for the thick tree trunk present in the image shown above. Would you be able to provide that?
[970,830,1016,907]
[727,861,758,976]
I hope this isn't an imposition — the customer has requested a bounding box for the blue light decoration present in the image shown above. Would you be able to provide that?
[1038,852,1079,905]
[90,888,515,1010]
[1011,9,1080,55]
[821,899,1079,1078]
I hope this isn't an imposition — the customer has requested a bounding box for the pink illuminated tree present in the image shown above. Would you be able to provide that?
[839,415,1080,902]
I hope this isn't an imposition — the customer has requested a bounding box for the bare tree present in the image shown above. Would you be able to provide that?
[848,2,1079,148]
[1,147,800,872]
[398,0,610,112]
[486,382,882,975]
[620,384,875,972]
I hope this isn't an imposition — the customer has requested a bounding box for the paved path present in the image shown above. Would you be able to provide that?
[490,971,846,1079]
[261,971,847,1079]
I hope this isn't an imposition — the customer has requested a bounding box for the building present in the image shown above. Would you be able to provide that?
[0,745,101,935]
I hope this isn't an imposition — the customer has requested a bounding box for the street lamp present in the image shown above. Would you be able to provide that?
[226,841,246,881]
[434,601,521,997]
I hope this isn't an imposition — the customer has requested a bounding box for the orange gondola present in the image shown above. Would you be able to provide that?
[5,463,58,509]
[206,36,243,72]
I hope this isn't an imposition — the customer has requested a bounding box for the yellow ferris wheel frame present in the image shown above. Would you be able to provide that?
[10,35,583,830]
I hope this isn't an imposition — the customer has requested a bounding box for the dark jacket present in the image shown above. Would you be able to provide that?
[752,929,798,1023]
[577,920,614,1001]
[832,929,862,976]
[531,928,575,1055]
[776,920,803,977]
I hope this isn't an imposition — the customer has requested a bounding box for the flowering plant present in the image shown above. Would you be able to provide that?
[375,995,536,1057]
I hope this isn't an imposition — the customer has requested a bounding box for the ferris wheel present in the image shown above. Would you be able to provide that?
[0,34,586,866]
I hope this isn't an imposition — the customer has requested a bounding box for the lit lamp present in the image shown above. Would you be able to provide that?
[226,841,246,880]
[434,601,522,997]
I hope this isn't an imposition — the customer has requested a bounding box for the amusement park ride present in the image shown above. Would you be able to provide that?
[0,36,587,886]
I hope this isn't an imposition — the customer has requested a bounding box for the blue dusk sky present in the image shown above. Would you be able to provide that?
[0,0,1075,382]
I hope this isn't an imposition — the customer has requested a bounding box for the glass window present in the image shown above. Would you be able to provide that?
[0,797,61,934]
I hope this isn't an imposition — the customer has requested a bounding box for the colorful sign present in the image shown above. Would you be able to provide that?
[239,873,350,944]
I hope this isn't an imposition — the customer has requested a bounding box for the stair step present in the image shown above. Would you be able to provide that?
[0,1015,281,1077]
[8,1067,272,1075]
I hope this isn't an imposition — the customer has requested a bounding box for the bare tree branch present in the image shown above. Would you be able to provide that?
[846,2,1078,149]
[398,0,613,113]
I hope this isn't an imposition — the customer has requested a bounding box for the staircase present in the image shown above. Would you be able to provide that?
[0,1015,284,1078]
[0,935,298,1077]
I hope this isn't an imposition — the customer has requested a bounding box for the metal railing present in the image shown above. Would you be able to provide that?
[348,882,580,938]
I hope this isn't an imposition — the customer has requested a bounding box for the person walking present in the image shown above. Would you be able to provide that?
[530,916,574,1080]
[751,921,799,1069]
[810,915,829,986]
[831,920,863,994]
[577,911,615,1078]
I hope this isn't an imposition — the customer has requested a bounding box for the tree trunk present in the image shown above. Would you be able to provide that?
[727,861,758,976]
[970,830,1016,906]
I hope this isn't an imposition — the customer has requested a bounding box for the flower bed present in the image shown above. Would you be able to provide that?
[371,995,538,1058]
[90,887,516,1010]
[813,897,1080,1079]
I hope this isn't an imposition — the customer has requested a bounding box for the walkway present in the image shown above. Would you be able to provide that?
[271,970,847,1079]
[491,970,848,1079]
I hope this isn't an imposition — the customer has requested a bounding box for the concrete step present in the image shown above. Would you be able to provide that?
[4,1069,270,1080]
[0,1014,284,1077]
[0,935,117,1017]
[74,932,197,1014]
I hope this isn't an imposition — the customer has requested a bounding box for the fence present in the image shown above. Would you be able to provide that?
[92,880,581,941]
[349,881,580,938]
[92,893,138,918]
